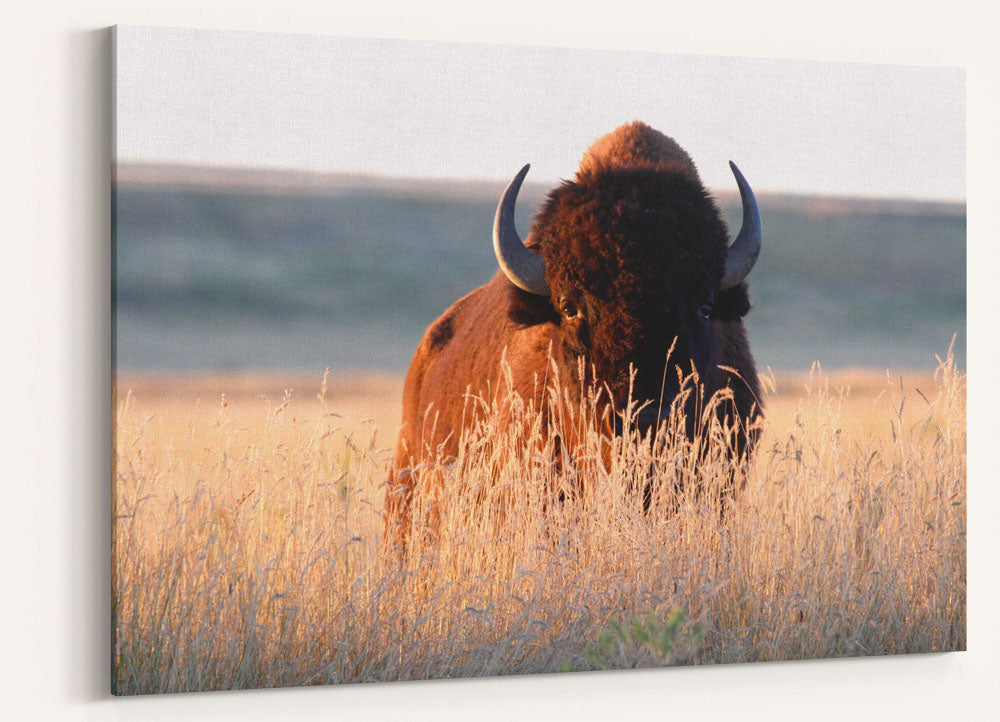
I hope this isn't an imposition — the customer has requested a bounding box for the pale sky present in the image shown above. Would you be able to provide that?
[115,25,965,200]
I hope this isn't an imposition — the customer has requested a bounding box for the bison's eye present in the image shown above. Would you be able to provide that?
[560,300,581,320]
[699,303,714,320]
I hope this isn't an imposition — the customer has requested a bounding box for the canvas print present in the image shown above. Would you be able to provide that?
[112,25,966,695]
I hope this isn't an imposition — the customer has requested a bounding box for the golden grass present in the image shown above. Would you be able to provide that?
[112,353,965,695]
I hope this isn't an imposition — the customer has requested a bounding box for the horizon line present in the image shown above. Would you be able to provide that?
[114,159,968,210]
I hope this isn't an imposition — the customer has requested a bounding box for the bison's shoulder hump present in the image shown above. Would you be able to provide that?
[577,121,700,180]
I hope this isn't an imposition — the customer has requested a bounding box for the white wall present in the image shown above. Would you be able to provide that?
[2,2,997,720]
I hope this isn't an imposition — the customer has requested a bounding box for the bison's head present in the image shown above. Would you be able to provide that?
[493,122,761,431]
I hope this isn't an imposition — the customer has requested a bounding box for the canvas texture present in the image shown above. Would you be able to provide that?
[111,25,966,695]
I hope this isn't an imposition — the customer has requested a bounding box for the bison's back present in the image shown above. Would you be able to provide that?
[385,274,559,548]
[394,274,559,470]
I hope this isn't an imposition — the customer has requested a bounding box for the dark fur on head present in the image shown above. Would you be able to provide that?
[507,142,748,407]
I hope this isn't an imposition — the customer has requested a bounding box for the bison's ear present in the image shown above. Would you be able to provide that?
[714,282,752,321]
[505,280,559,326]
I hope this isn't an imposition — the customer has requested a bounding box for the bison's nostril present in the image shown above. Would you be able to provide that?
[635,408,670,433]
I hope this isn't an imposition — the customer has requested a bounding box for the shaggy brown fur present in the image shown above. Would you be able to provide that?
[385,121,761,549]
[577,120,699,178]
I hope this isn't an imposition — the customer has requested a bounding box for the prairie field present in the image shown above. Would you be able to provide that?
[112,352,966,695]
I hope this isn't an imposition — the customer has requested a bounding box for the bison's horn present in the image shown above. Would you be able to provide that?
[720,161,763,290]
[493,164,550,296]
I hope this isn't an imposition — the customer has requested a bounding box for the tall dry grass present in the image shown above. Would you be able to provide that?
[112,351,965,695]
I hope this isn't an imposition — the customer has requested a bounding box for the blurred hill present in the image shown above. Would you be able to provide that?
[114,163,965,373]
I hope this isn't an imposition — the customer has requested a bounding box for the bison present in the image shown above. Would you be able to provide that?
[385,121,763,547]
